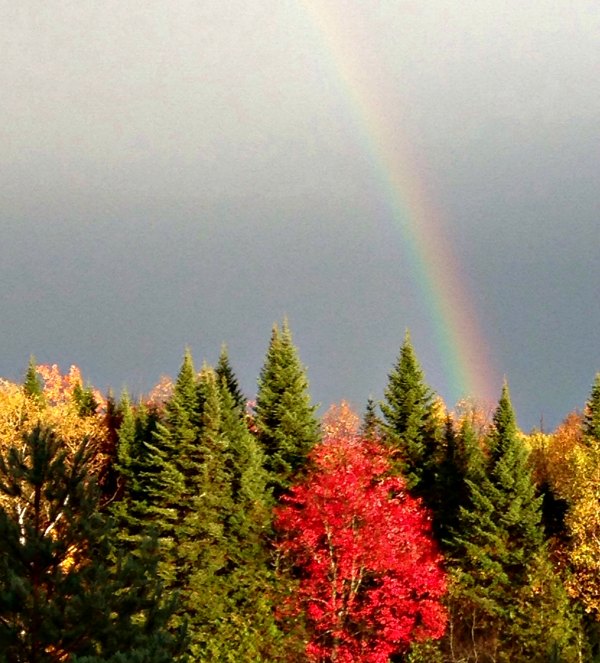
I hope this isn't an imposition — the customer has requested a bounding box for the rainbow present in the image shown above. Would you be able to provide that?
[298,1,497,404]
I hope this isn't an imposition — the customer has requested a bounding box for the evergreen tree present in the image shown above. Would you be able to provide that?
[96,390,121,502]
[254,319,320,494]
[108,352,202,650]
[215,343,246,412]
[431,415,463,546]
[72,382,98,417]
[176,367,234,657]
[447,383,579,662]
[380,331,443,491]
[457,415,487,482]
[166,347,199,428]
[141,352,197,599]
[0,423,185,662]
[110,393,158,558]
[583,372,600,445]
[184,369,289,661]
[111,351,288,660]
[361,396,383,440]
[23,355,44,402]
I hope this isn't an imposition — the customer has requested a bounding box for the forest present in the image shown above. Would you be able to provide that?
[1,320,599,662]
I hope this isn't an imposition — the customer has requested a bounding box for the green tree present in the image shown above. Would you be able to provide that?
[380,331,443,492]
[430,415,463,547]
[583,372,600,446]
[0,424,185,662]
[112,352,289,660]
[361,396,383,440]
[185,368,290,661]
[138,351,199,629]
[215,344,246,413]
[72,382,98,417]
[254,319,320,495]
[23,356,44,403]
[446,383,580,662]
[109,393,162,559]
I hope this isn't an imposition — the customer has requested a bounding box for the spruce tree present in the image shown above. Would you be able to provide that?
[72,382,98,417]
[215,343,246,412]
[0,423,185,662]
[361,396,383,440]
[184,369,289,660]
[109,351,203,650]
[23,355,44,402]
[254,319,320,494]
[380,331,443,491]
[110,393,158,558]
[165,347,199,428]
[583,372,600,445]
[140,352,199,615]
[113,351,288,660]
[431,415,464,546]
[447,383,579,661]
[175,367,234,658]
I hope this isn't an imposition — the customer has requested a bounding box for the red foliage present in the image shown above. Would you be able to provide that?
[36,364,106,411]
[274,428,447,662]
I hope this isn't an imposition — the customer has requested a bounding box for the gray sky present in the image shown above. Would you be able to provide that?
[2,1,599,431]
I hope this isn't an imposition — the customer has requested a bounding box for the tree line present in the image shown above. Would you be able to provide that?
[1,321,600,661]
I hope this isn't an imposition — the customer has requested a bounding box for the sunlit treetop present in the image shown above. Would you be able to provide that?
[36,363,106,411]
[321,400,361,440]
[0,364,109,480]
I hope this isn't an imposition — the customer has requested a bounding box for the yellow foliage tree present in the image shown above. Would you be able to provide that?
[538,406,600,619]
[0,364,109,515]
[565,459,600,617]
[321,401,361,439]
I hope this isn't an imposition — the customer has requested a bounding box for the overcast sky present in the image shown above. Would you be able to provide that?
[2,1,599,431]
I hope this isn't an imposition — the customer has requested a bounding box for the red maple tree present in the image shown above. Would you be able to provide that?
[274,424,447,662]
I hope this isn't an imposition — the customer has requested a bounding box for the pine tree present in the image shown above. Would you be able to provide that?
[174,367,234,658]
[431,415,463,546]
[112,351,288,660]
[23,355,44,402]
[166,347,199,428]
[215,343,246,412]
[583,372,600,446]
[447,383,579,661]
[139,352,199,619]
[72,382,98,417]
[108,352,203,650]
[254,320,320,495]
[361,396,383,440]
[0,423,185,661]
[185,369,290,661]
[380,331,443,491]
[110,393,157,558]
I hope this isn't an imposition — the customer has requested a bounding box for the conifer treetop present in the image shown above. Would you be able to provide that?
[23,355,44,401]
[583,372,600,444]
[165,348,198,425]
[255,319,319,493]
[489,380,519,460]
[215,343,246,412]
[381,330,433,432]
[379,331,440,489]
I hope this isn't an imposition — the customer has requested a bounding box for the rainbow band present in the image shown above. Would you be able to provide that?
[299,1,497,403]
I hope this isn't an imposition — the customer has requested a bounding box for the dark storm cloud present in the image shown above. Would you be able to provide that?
[1,1,598,429]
